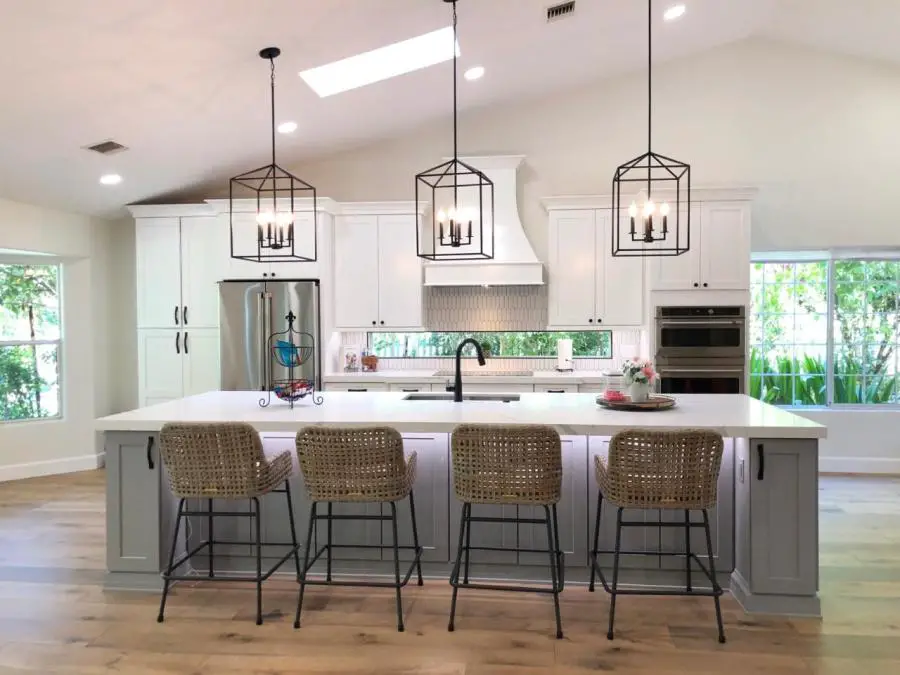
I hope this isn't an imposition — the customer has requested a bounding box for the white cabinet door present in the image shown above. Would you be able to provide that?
[597,210,644,326]
[700,203,750,290]
[377,215,423,329]
[180,216,227,329]
[136,218,182,329]
[457,383,535,393]
[137,329,184,406]
[649,205,702,291]
[182,328,221,396]
[334,215,380,330]
[547,210,596,328]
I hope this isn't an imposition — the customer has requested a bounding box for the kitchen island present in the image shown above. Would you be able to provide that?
[97,391,826,617]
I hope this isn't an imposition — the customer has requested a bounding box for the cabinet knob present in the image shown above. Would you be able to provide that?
[262,273,268,278]
[271,272,276,278]
[597,318,602,324]
[702,282,709,288]
[588,318,593,323]
[380,320,385,325]
[372,320,377,325]
[693,282,699,288]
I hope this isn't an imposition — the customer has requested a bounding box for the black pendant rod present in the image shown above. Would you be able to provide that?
[646,0,652,199]
[270,56,277,168]
[451,0,459,210]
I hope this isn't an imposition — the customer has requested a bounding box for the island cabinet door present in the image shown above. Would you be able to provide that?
[587,437,662,570]
[658,439,735,573]
[383,434,450,563]
[106,432,164,574]
[739,438,819,596]
[518,436,589,567]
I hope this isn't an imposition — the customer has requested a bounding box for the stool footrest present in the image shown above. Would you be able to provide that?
[163,539,299,584]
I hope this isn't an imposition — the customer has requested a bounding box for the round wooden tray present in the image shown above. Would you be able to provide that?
[596,394,676,412]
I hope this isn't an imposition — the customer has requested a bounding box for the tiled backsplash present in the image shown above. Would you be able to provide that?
[424,285,547,331]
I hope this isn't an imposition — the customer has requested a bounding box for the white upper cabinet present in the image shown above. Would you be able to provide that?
[547,207,644,329]
[180,216,227,328]
[651,201,751,291]
[135,218,182,329]
[334,210,423,331]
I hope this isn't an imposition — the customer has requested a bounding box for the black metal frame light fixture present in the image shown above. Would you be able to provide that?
[611,0,690,257]
[230,47,318,263]
[415,0,494,261]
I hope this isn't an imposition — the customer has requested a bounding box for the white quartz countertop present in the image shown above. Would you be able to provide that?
[323,370,615,384]
[95,392,826,439]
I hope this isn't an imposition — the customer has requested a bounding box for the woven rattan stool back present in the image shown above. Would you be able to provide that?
[295,426,413,502]
[602,428,724,509]
[451,424,562,505]
[158,422,274,499]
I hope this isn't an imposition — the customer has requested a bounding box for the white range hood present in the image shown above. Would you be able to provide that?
[424,155,544,287]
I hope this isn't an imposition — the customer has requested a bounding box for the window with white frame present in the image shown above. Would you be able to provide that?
[0,263,62,421]
[750,258,899,407]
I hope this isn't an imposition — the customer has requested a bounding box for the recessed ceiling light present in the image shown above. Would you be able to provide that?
[99,174,122,185]
[299,26,460,98]
[663,4,686,21]
[464,66,485,81]
[277,121,298,134]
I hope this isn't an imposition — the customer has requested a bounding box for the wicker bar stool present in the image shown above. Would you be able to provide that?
[156,422,301,625]
[449,424,565,639]
[293,426,423,632]
[588,428,726,643]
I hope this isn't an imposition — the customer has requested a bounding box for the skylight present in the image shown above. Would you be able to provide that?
[299,27,460,98]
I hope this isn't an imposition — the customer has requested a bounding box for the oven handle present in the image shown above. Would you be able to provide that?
[658,320,744,326]
[658,367,746,374]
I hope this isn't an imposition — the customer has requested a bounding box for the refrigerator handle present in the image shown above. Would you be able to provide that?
[256,292,267,391]
[263,292,274,391]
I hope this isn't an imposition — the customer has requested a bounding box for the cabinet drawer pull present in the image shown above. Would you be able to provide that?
[547,389,566,393]
[756,443,765,481]
[348,388,367,392]
[174,306,179,325]
[183,306,188,325]
[146,436,155,470]
[175,332,180,354]
[184,332,189,354]
[401,388,419,392]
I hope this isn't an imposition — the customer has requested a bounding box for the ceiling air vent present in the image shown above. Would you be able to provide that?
[546,1,575,22]
[84,140,128,155]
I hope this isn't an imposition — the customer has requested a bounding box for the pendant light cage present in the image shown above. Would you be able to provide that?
[611,152,690,257]
[611,0,691,258]
[415,0,494,261]
[230,47,318,263]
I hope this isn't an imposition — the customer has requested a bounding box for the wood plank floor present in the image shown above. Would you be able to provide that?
[0,471,898,674]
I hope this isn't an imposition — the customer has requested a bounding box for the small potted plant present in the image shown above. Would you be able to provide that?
[621,357,656,403]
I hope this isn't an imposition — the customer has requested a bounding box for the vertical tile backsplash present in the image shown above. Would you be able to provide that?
[337,285,644,372]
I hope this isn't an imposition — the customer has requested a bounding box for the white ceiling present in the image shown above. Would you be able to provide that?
[1,0,900,218]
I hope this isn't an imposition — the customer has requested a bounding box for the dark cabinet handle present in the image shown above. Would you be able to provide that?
[348,388,367,392]
[597,318,602,324]
[183,306,188,325]
[380,320,385,325]
[588,318,593,323]
[693,282,699,288]
[401,388,419,392]
[175,332,180,354]
[270,272,276,278]
[372,321,376,325]
[702,282,709,288]
[146,436,155,470]
[262,272,268,278]
[174,306,179,325]
[756,443,765,480]
[547,389,566,393]
[184,332,189,354]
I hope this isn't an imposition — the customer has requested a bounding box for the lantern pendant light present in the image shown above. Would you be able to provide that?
[611,0,690,257]
[230,47,318,263]
[415,0,494,261]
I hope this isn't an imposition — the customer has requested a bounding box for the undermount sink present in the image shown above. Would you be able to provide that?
[402,393,521,403]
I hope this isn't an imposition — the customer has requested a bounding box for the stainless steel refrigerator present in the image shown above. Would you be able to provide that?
[219,279,322,392]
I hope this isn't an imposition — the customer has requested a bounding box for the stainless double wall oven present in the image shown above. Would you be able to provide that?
[655,305,746,394]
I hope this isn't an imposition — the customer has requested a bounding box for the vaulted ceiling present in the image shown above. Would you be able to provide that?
[2,0,900,218]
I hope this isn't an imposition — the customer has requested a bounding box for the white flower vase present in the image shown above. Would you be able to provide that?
[628,381,651,403]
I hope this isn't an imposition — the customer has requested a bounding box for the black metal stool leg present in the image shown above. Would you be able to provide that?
[448,502,469,632]
[409,491,424,586]
[607,507,623,640]
[544,505,563,639]
[294,502,317,629]
[252,497,263,625]
[463,502,473,584]
[326,502,333,583]
[157,498,185,623]
[552,503,564,589]
[702,509,726,644]
[589,490,603,592]
[207,498,214,578]
[389,501,405,632]
[284,481,301,580]
[684,509,693,592]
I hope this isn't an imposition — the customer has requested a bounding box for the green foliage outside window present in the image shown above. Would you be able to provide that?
[750,259,899,406]
[0,263,61,421]
[369,331,612,359]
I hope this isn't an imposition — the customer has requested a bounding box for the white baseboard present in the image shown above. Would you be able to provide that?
[819,456,900,475]
[0,452,105,483]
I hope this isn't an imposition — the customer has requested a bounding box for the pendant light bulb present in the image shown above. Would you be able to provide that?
[628,202,638,218]
[659,202,670,217]
[256,211,273,226]
[437,209,447,224]
[275,211,293,226]
[643,200,656,218]
[448,206,457,222]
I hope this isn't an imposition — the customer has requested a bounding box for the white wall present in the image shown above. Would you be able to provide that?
[293,38,900,256]
[0,197,115,481]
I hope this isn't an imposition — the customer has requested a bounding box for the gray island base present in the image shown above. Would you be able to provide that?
[98,392,825,617]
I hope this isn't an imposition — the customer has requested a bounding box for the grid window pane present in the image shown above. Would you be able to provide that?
[368,331,613,359]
